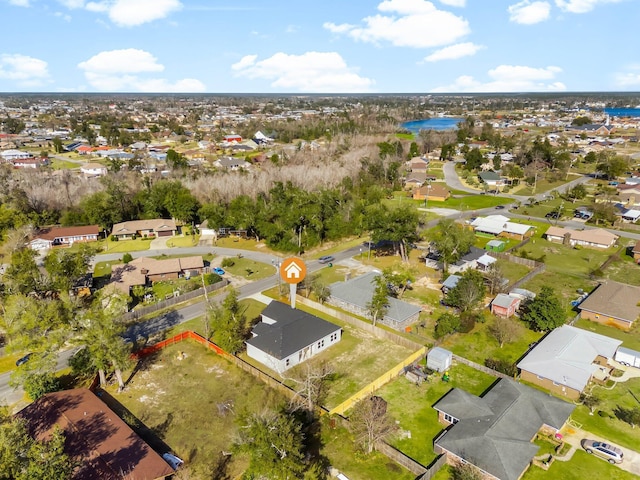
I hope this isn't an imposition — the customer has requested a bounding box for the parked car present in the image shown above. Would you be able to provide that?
[318,255,335,264]
[213,267,225,275]
[545,211,560,219]
[581,439,624,464]
[494,205,505,210]
[15,353,32,367]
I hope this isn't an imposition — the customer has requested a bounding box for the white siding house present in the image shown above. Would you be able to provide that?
[246,301,342,373]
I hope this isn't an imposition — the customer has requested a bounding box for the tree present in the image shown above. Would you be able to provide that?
[520,286,565,331]
[364,204,419,262]
[452,462,483,480]
[52,136,64,154]
[43,244,96,293]
[613,406,640,428]
[488,316,522,348]
[571,116,593,126]
[566,183,587,203]
[166,149,188,169]
[4,248,45,295]
[596,153,629,180]
[579,392,600,415]
[484,262,507,295]
[234,409,307,479]
[367,275,388,326]
[463,147,485,171]
[349,396,398,454]
[383,266,414,298]
[445,269,486,312]
[208,288,246,354]
[434,312,461,339]
[281,360,334,416]
[431,219,475,273]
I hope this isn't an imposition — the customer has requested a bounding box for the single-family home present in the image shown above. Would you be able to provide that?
[471,215,534,240]
[109,256,204,294]
[409,156,429,172]
[246,301,342,373]
[477,170,505,188]
[16,388,175,480]
[490,293,521,317]
[544,226,618,249]
[404,171,427,189]
[433,378,575,480]
[577,280,640,330]
[448,246,486,273]
[476,253,497,271]
[0,149,32,161]
[223,134,242,143]
[111,219,177,239]
[412,183,450,202]
[213,156,250,170]
[12,157,47,169]
[517,325,622,399]
[80,162,108,177]
[329,271,421,331]
[29,225,101,250]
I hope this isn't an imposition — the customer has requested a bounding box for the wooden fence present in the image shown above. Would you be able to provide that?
[451,353,509,380]
[295,296,423,351]
[418,454,448,480]
[375,442,428,476]
[122,279,229,323]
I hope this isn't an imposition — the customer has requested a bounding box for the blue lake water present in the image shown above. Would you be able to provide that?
[604,107,640,118]
[401,117,461,133]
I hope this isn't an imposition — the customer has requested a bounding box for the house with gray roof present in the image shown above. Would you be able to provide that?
[517,325,621,400]
[328,271,421,331]
[433,378,575,480]
[577,280,640,330]
[246,301,341,373]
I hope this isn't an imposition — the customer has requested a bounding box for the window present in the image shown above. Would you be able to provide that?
[443,413,458,424]
[285,359,290,367]
[537,375,544,380]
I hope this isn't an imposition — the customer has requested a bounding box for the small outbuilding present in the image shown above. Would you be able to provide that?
[427,347,453,372]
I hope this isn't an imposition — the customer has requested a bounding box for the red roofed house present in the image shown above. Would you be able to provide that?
[29,225,101,250]
[16,388,175,480]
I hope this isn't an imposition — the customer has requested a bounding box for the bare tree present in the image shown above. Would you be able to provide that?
[349,396,398,454]
[280,360,334,415]
[579,392,600,415]
[484,262,507,295]
[488,316,522,348]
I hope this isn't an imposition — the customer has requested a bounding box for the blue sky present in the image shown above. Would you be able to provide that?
[1,0,638,93]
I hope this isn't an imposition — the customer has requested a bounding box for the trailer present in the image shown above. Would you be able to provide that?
[614,347,640,368]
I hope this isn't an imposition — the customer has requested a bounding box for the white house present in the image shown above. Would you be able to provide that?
[80,162,107,177]
[1,149,32,161]
[246,301,342,373]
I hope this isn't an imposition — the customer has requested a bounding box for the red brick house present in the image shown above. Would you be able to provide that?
[29,225,101,250]
[490,293,521,318]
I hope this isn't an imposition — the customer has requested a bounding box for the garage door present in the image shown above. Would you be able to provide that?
[157,230,173,237]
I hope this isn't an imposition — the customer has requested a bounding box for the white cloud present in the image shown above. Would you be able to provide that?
[423,42,484,61]
[431,64,566,92]
[614,66,640,88]
[78,49,204,92]
[54,11,72,21]
[231,51,375,93]
[555,0,624,13]
[324,0,470,48]
[0,54,51,86]
[58,0,182,26]
[439,0,466,6]
[7,0,30,6]
[508,1,551,24]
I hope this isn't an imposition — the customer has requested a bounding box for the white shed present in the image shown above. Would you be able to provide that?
[427,347,452,373]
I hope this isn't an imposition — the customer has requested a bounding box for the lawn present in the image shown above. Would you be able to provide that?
[522,450,637,480]
[514,174,583,197]
[571,376,640,452]
[93,260,121,280]
[49,158,79,170]
[103,237,154,253]
[428,194,511,211]
[437,316,543,366]
[108,341,287,479]
[0,352,24,375]
[375,363,497,467]
[220,256,276,280]
[166,235,201,247]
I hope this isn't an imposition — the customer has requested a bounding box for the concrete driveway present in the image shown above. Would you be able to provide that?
[559,424,640,476]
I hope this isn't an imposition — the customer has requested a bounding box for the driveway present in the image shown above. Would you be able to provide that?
[149,236,170,249]
[559,424,640,476]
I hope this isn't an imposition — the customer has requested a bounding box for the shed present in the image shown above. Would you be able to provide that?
[485,239,506,252]
[427,347,452,372]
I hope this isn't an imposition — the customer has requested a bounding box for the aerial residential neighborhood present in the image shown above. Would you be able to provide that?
[2,91,640,480]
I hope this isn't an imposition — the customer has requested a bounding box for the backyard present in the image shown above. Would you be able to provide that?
[522,450,637,480]
[375,362,497,467]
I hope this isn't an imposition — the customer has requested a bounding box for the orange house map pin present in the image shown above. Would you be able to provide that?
[280,257,307,284]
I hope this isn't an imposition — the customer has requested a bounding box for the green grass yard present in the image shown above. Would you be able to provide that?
[522,450,637,480]
[375,363,497,467]
[220,256,276,280]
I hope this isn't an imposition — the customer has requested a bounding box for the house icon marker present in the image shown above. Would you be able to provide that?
[280,257,307,285]
[284,262,302,279]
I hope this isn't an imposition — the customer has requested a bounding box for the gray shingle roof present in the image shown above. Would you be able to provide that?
[434,379,575,480]
[245,301,341,359]
[329,271,421,325]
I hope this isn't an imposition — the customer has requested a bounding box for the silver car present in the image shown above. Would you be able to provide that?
[581,439,624,464]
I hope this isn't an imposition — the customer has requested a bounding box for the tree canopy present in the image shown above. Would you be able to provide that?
[520,286,565,331]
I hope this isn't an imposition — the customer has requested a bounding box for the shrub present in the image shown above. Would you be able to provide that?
[221,258,235,268]
[110,235,118,242]
[23,372,61,400]
[459,311,478,333]
[484,358,518,376]
[203,273,221,285]
[122,253,133,263]
[434,312,461,339]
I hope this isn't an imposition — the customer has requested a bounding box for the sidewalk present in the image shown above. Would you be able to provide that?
[559,424,640,476]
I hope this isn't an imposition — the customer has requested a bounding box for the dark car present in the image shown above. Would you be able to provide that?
[318,255,335,264]
[545,211,560,219]
[15,353,32,367]
[581,439,624,464]
[495,205,505,210]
